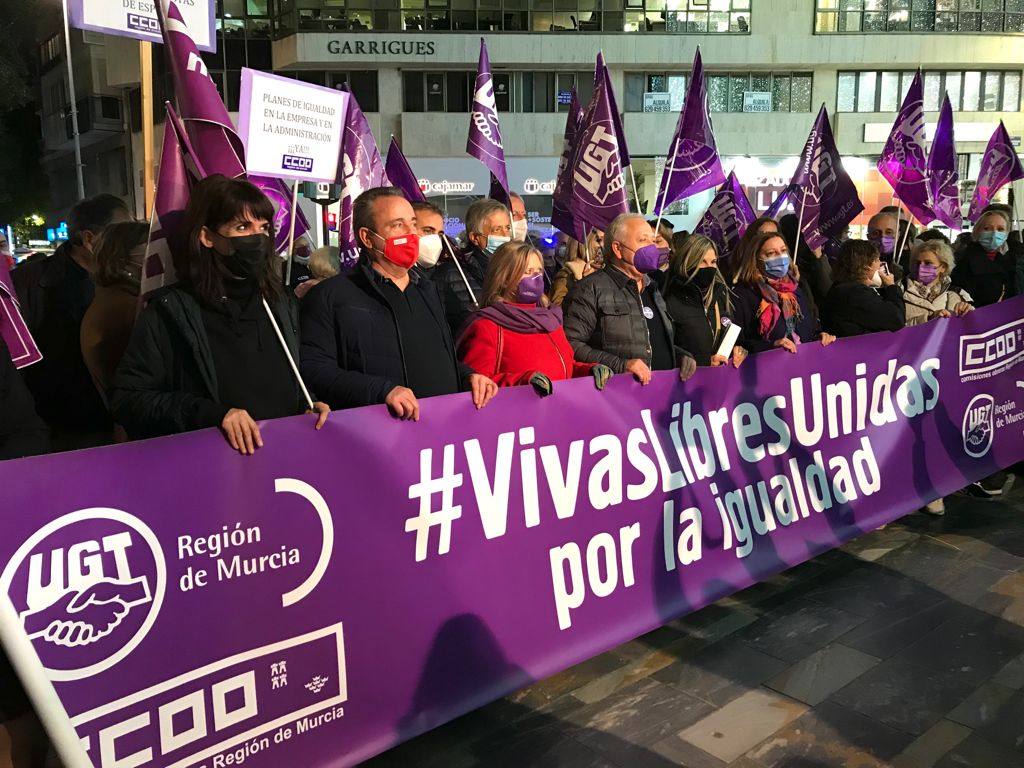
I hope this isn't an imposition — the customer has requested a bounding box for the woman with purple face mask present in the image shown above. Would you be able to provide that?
[457,242,612,397]
[903,240,973,326]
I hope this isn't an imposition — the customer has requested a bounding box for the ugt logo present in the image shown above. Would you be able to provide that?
[0,509,166,681]
[962,394,995,459]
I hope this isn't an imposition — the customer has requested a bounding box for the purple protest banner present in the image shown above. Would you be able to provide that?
[337,92,389,268]
[467,39,510,202]
[385,138,427,203]
[68,0,217,53]
[877,71,933,226]
[790,105,864,251]
[654,48,726,215]
[927,95,962,231]
[968,121,1024,222]
[3,300,1024,768]
[550,88,585,241]
[764,184,794,219]
[0,258,41,369]
[694,171,756,256]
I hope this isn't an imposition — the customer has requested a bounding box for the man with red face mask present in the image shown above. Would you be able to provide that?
[300,187,497,419]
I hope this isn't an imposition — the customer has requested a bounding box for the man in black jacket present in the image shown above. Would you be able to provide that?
[564,214,695,385]
[300,187,497,418]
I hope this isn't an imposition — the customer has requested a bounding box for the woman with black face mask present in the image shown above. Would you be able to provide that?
[111,175,328,453]
[664,235,747,368]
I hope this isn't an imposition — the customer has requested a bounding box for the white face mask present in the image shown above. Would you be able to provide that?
[869,270,882,287]
[512,219,529,241]
[417,233,443,267]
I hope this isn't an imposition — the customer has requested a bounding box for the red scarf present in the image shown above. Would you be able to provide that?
[756,276,801,341]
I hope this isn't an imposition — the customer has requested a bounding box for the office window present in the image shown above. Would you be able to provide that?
[626,71,811,112]
[403,70,591,112]
[836,69,1023,112]
[816,0,1024,32]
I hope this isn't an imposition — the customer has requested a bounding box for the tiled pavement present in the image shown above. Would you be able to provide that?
[367,481,1024,768]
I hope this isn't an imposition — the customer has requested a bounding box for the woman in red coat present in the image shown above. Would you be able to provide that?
[458,242,613,396]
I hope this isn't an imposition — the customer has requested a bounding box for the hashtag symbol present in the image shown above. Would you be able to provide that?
[405,445,463,562]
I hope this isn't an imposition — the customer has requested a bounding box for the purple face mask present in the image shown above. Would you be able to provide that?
[871,233,896,256]
[516,272,546,304]
[627,243,663,273]
[915,263,939,285]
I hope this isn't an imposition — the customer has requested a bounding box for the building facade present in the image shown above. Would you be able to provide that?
[39,0,1024,234]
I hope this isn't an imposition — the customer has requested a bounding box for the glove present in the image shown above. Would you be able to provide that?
[679,355,697,382]
[592,364,613,391]
[529,372,554,397]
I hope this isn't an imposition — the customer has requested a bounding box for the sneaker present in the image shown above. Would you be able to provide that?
[923,498,945,516]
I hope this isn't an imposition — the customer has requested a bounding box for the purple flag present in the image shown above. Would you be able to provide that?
[384,138,426,204]
[141,106,197,299]
[968,121,1024,221]
[337,92,388,266]
[595,52,630,169]
[654,48,726,215]
[467,39,509,201]
[764,185,794,219]
[550,88,585,240]
[789,105,864,251]
[158,0,309,252]
[877,71,933,225]
[694,172,756,255]
[567,65,630,236]
[0,259,41,369]
[927,95,962,231]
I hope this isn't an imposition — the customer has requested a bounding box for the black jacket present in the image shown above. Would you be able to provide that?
[951,241,1020,307]
[664,279,731,366]
[563,264,686,373]
[731,281,821,354]
[300,260,472,409]
[796,252,833,320]
[432,245,489,336]
[821,281,906,338]
[0,339,49,460]
[12,244,109,434]
[110,286,305,440]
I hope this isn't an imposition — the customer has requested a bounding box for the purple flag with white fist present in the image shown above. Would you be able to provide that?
[337,93,389,267]
[551,88,585,241]
[877,71,933,225]
[694,172,756,256]
[568,64,630,236]
[467,39,509,201]
[158,0,308,252]
[789,105,864,251]
[385,138,426,204]
[968,121,1024,221]
[596,52,630,169]
[927,95,962,231]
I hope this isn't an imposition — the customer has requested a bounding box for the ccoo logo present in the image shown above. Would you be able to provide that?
[0,509,166,681]
[962,394,995,458]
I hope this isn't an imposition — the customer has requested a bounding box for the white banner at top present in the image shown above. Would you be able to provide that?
[68,0,217,53]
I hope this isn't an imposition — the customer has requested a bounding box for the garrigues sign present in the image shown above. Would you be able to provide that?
[327,39,436,56]
[69,0,217,53]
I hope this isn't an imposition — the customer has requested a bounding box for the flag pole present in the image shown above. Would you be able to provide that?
[627,164,642,213]
[443,237,478,307]
[652,136,679,238]
[262,299,314,410]
[285,179,299,285]
[60,0,85,199]
[792,190,806,267]
[139,41,156,218]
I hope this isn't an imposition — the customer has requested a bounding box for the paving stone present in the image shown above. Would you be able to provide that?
[678,688,808,763]
[764,644,880,706]
[892,720,972,768]
[977,687,1024,753]
[669,603,760,643]
[934,733,1024,768]
[803,567,943,619]
[744,700,914,768]
[993,652,1024,689]
[945,681,1017,730]
[837,599,973,659]
[652,638,790,707]
[828,656,976,736]
[508,649,630,709]
[649,733,726,768]
[735,601,866,663]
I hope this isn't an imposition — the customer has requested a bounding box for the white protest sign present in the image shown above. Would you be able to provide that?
[237,69,349,184]
[69,0,217,53]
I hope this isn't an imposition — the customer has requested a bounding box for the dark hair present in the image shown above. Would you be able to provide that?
[412,200,444,219]
[916,228,950,245]
[352,187,407,248]
[180,175,280,303]
[731,231,794,285]
[732,216,780,265]
[832,239,879,283]
[94,221,149,287]
[68,194,130,244]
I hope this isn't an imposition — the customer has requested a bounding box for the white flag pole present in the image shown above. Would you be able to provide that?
[262,299,314,410]
[443,237,479,307]
[652,135,680,238]
[627,164,643,213]
[791,189,807,268]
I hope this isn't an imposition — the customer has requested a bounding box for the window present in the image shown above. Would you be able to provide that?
[291,71,379,111]
[403,70,591,112]
[816,0,1024,32]
[625,71,812,112]
[836,69,1023,112]
[39,34,62,68]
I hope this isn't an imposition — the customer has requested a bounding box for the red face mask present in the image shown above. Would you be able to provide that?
[370,231,419,270]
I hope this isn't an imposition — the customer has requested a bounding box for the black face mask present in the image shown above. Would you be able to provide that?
[692,266,717,294]
[218,233,272,279]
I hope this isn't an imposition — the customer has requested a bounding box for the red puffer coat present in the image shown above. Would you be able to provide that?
[458,304,595,387]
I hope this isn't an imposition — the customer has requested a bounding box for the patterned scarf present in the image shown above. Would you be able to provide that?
[756,276,802,342]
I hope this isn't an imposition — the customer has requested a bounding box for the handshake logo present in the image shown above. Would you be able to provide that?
[0,509,166,681]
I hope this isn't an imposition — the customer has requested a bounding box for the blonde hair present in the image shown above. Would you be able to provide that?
[481,241,548,307]
[667,234,731,313]
[972,210,1011,240]
[308,246,341,280]
[910,239,954,274]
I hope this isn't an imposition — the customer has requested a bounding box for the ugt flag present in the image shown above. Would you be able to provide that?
[0,257,41,370]
[968,121,1024,221]
[927,95,962,231]
[157,0,308,252]
[694,171,756,256]
[595,52,631,169]
[765,185,794,219]
[877,70,933,225]
[654,48,725,215]
[337,91,388,267]
[568,57,630,236]
[789,106,864,251]
[385,138,426,203]
[551,88,585,241]
[467,39,509,202]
